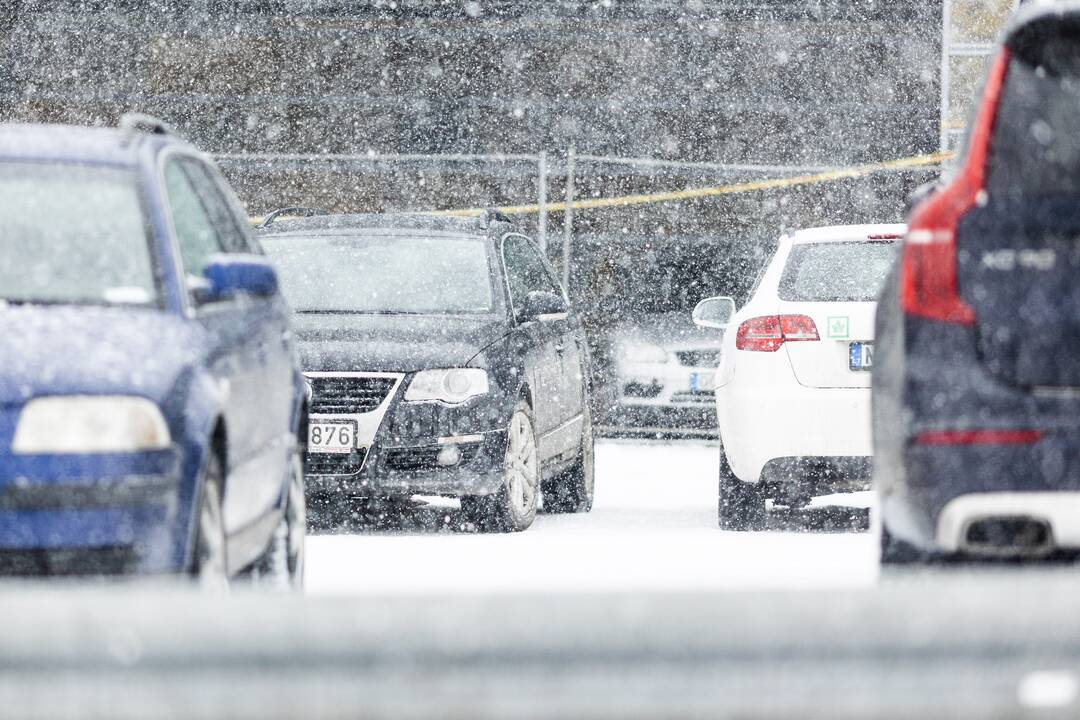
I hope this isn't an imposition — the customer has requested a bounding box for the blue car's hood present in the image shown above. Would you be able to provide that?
[0,305,201,406]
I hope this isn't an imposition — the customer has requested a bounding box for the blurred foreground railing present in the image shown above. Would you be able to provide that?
[3,572,1080,719]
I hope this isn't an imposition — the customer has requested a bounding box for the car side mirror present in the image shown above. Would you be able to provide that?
[196,254,280,304]
[517,290,568,323]
[692,296,736,329]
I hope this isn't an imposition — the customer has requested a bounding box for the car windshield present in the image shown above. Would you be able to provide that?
[261,234,495,314]
[778,241,900,302]
[0,162,158,307]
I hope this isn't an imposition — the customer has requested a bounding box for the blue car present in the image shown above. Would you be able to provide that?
[874,4,1080,562]
[0,116,307,584]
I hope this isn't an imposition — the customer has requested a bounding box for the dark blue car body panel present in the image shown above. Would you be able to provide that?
[0,124,303,575]
[873,3,1080,552]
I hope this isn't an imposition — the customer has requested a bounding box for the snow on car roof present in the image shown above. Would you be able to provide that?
[785,223,907,245]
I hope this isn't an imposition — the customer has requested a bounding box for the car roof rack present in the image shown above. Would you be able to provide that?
[119,113,173,143]
[479,208,514,229]
[258,207,329,228]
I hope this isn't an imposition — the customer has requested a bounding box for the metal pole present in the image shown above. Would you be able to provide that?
[938,0,953,153]
[562,146,575,293]
[537,151,548,252]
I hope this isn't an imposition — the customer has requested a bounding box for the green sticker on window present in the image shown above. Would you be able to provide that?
[827,316,849,339]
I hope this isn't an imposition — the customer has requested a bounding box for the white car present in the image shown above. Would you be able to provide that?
[609,312,721,432]
[694,224,904,529]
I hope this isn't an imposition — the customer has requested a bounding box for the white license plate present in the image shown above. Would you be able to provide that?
[849,342,873,371]
[307,420,357,454]
[690,371,715,392]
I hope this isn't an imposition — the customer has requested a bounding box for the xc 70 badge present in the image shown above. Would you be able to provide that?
[981,248,1056,271]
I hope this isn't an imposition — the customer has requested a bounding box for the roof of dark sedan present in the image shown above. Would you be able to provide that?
[0,123,183,165]
[256,212,508,238]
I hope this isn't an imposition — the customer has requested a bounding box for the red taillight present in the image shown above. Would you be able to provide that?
[901,49,1011,325]
[914,429,1043,446]
[736,315,819,352]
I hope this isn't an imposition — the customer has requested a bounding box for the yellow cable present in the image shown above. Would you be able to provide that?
[435,151,954,217]
[250,151,955,224]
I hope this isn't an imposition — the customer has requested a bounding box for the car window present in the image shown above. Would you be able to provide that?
[988,43,1080,197]
[181,160,254,253]
[501,234,564,309]
[0,162,158,307]
[261,233,495,314]
[165,159,225,281]
[778,241,900,302]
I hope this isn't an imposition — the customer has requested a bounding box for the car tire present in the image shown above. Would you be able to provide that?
[191,449,229,588]
[246,450,307,590]
[542,407,595,514]
[717,445,766,531]
[462,401,539,532]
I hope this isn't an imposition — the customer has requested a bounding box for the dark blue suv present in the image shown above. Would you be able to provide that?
[874,4,1080,562]
[0,116,307,584]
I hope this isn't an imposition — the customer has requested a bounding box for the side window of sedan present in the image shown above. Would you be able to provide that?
[164,159,225,283]
[502,234,564,309]
[181,161,255,254]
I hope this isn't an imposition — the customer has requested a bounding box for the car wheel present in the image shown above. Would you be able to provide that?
[191,450,228,588]
[542,407,595,514]
[717,445,766,531]
[247,450,307,590]
[462,402,538,532]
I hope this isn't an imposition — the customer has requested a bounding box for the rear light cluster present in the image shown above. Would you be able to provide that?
[735,315,819,352]
[901,50,1011,325]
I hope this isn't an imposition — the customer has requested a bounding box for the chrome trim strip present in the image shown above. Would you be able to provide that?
[539,412,584,440]
[438,434,485,445]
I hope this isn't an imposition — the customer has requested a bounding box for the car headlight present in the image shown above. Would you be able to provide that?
[12,396,172,454]
[404,369,489,404]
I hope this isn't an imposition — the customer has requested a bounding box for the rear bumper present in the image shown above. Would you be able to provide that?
[0,449,186,575]
[717,368,871,483]
[937,492,1080,554]
[882,437,1080,554]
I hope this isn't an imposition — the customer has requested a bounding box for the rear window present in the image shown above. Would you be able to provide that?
[778,241,899,302]
[988,35,1080,197]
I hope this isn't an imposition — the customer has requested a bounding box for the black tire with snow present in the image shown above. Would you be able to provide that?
[717,445,766,531]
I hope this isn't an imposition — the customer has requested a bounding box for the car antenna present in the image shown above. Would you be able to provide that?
[258,207,329,228]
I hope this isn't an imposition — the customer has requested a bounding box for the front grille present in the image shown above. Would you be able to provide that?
[623,381,663,398]
[0,546,139,576]
[308,375,397,414]
[676,350,720,367]
[305,448,368,477]
[383,444,483,472]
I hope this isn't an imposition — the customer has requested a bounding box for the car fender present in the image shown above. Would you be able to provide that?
[172,367,232,569]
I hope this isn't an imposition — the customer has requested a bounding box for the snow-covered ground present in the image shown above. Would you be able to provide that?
[306,439,879,595]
